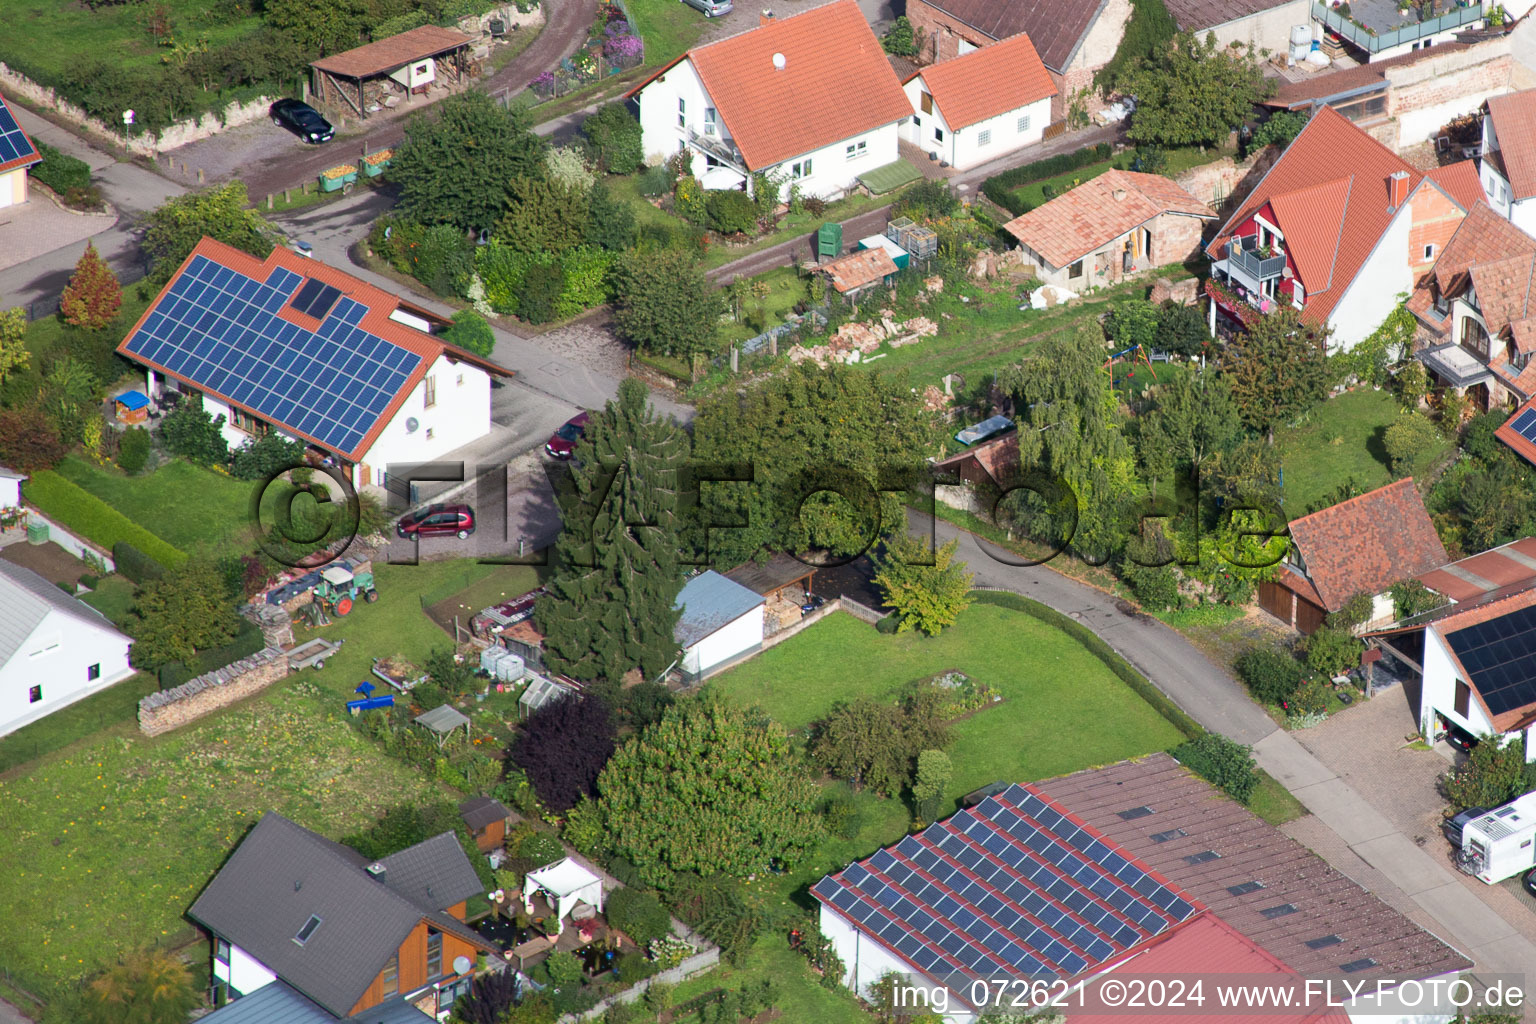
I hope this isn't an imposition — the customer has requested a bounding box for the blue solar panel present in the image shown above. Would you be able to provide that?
[1508,407,1536,441]
[121,254,421,455]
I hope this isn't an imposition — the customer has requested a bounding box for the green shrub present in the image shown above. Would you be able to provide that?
[1443,736,1532,811]
[78,573,100,590]
[1300,626,1361,678]
[638,163,673,197]
[1289,679,1329,716]
[980,142,1113,215]
[113,540,168,584]
[705,190,758,235]
[1234,646,1302,705]
[820,787,863,839]
[158,405,228,465]
[606,887,671,945]
[881,14,916,55]
[1382,411,1437,476]
[372,9,428,37]
[513,827,565,865]
[31,141,91,195]
[875,613,899,634]
[521,260,565,324]
[116,426,152,474]
[25,472,184,569]
[582,103,643,175]
[554,246,613,319]
[1123,560,1179,611]
[155,616,265,688]
[1171,732,1259,803]
[229,432,305,481]
[894,178,959,221]
[442,308,496,357]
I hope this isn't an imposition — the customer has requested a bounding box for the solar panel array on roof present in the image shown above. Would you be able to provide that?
[0,94,40,168]
[1445,601,1536,716]
[811,784,1199,988]
[290,278,343,320]
[1507,407,1536,445]
[121,255,420,456]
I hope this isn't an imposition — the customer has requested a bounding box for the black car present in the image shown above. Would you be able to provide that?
[1524,866,1536,899]
[1443,724,1479,754]
[270,99,334,144]
[1442,805,1489,848]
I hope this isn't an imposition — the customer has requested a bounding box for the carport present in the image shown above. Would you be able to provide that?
[309,25,473,118]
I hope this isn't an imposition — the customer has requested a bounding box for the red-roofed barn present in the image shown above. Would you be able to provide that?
[899,33,1056,170]
[629,2,912,202]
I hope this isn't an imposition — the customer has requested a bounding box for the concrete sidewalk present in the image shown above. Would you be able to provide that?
[920,511,1536,993]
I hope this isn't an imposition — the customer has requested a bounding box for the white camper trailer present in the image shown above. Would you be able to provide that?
[1456,791,1536,884]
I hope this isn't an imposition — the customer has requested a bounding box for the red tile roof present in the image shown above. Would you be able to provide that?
[903,33,1055,131]
[1485,89,1536,201]
[115,238,512,463]
[636,1,911,171]
[1417,537,1536,603]
[917,0,1099,71]
[310,25,472,78]
[818,246,898,292]
[1432,202,1536,291]
[1003,169,1214,268]
[1429,159,1486,212]
[0,92,41,176]
[1207,107,1435,327]
[1287,479,1448,612]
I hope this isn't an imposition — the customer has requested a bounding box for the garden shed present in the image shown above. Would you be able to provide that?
[309,25,473,118]
[518,673,576,719]
[458,795,510,854]
[674,571,766,680]
[725,554,817,634]
[522,857,604,936]
[414,703,471,747]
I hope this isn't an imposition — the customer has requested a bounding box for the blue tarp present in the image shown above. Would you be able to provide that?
[116,390,150,411]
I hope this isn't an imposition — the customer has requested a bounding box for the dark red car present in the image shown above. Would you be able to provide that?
[396,503,475,540]
[544,411,590,460]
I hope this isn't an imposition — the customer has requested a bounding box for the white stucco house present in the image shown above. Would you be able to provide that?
[0,91,41,210]
[673,570,765,680]
[627,0,913,202]
[1480,89,1536,237]
[0,467,23,513]
[0,561,133,737]
[899,33,1055,171]
[116,238,513,494]
[1413,590,1536,761]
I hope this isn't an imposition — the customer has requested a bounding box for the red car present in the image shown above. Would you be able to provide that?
[545,411,590,459]
[395,503,475,540]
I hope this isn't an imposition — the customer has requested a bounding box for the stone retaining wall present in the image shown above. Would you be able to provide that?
[138,647,289,736]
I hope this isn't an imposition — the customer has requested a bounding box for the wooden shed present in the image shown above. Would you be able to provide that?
[458,795,510,854]
[309,25,473,119]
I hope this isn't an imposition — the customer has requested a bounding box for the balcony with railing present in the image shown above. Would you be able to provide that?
[1313,1,1483,55]
[1419,343,1493,389]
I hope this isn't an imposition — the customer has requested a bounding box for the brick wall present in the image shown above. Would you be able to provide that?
[907,0,994,64]
[1152,213,1208,268]
[1407,183,1467,278]
[138,648,289,736]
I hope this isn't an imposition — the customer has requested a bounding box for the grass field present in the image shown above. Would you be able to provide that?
[719,266,808,346]
[714,604,1186,796]
[1274,389,1453,518]
[625,0,708,68]
[0,683,450,998]
[53,455,256,554]
[0,672,160,775]
[79,576,137,625]
[1006,147,1229,210]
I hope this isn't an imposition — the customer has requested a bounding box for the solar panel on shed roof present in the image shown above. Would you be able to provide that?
[120,254,421,456]
[0,94,41,170]
[812,783,1199,990]
[1445,601,1536,716]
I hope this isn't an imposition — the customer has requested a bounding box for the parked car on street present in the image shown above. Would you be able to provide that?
[681,0,732,15]
[396,503,475,540]
[545,411,590,459]
[270,99,334,143]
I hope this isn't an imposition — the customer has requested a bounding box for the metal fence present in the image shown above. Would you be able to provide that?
[1312,1,1482,53]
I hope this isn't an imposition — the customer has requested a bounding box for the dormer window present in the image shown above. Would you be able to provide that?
[1433,286,1448,316]
[294,915,323,945]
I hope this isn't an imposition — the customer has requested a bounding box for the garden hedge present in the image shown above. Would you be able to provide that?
[970,590,1203,740]
[30,142,91,197]
[112,541,167,585]
[156,617,266,688]
[25,471,185,571]
[980,142,1114,217]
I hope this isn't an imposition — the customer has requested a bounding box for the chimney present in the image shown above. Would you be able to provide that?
[366,862,387,881]
[1389,169,1410,209]
[1112,188,1127,202]
[760,8,774,26]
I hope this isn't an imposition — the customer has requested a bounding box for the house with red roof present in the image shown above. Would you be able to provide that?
[1002,170,1215,294]
[116,238,513,492]
[627,2,912,203]
[1479,89,1536,237]
[0,91,42,210]
[1206,107,1482,351]
[1257,479,1448,635]
[899,33,1056,170]
[1408,201,1536,416]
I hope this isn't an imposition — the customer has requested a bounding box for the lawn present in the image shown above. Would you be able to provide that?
[0,683,450,998]
[1273,389,1453,518]
[0,672,160,774]
[713,603,1186,796]
[1007,146,1230,210]
[625,0,708,68]
[79,575,137,624]
[669,937,874,1024]
[720,266,810,346]
[53,455,256,554]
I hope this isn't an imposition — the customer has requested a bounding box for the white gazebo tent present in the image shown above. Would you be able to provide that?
[522,857,604,936]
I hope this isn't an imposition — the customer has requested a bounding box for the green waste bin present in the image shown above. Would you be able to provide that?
[26,521,48,544]
[817,222,843,259]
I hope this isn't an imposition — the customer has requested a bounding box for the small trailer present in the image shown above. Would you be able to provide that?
[1454,791,1536,884]
[372,656,427,692]
[287,636,343,671]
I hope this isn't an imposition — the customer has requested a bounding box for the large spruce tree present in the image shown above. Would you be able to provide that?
[535,379,688,683]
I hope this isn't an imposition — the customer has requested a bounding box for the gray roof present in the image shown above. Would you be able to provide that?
[0,466,25,480]
[189,813,490,1017]
[377,831,484,911]
[414,704,472,734]
[519,674,576,714]
[459,796,510,832]
[346,997,438,1024]
[0,560,127,668]
[673,571,765,648]
[199,981,336,1024]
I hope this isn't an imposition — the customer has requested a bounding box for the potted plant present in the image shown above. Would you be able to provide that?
[542,916,560,937]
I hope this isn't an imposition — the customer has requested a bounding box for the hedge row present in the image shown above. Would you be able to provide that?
[30,141,91,196]
[25,471,186,571]
[156,617,266,688]
[980,142,1114,217]
[112,541,167,585]
[970,589,1203,741]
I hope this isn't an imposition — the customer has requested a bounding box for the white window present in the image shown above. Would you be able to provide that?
[424,376,437,409]
[792,159,812,179]
[845,141,867,161]
[1292,282,1305,307]
[704,107,717,135]
[677,97,686,129]
[978,129,992,147]
[87,663,101,681]
[1424,243,1436,260]
[1018,114,1031,134]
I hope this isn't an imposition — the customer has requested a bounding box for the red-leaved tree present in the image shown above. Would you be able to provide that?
[0,406,68,472]
[60,242,122,330]
[508,692,615,812]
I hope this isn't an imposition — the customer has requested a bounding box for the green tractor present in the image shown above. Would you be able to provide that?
[312,565,378,617]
